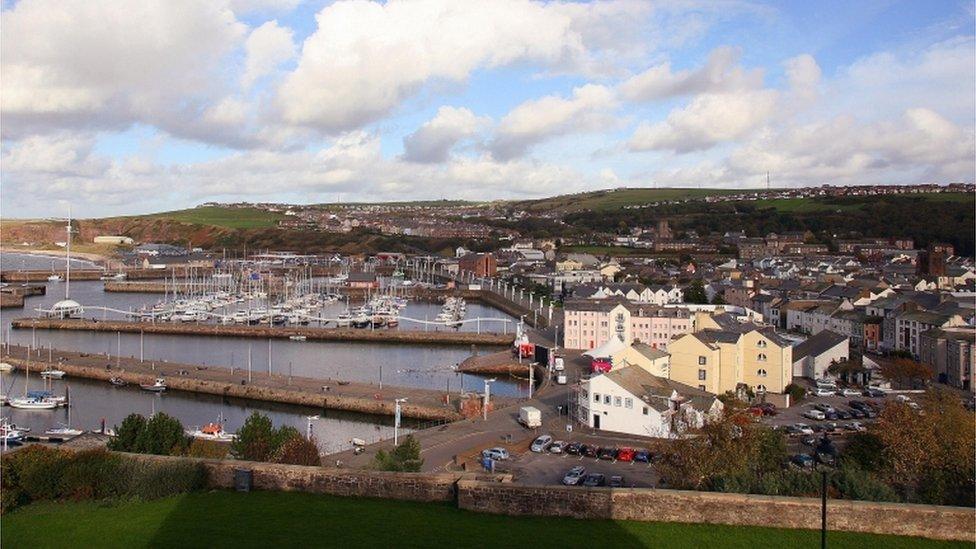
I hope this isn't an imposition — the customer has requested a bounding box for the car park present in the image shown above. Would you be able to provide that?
[582,473,606,487]
[549,441,568,454]
[530,435,553,453]
[633,449,651,463]
[803,409,826,421]
[598,447,618,460]
[791,454,815,468]
[616,447,635,462]
[839,388,861,397]
[608,475,624,488]
[565,442,583,455]
[562,466,586,486]
[481,447,510,461]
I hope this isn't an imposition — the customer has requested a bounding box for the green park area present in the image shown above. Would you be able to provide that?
[147,206,285,229]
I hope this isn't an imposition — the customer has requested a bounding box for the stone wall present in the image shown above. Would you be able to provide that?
[456,480,975,542]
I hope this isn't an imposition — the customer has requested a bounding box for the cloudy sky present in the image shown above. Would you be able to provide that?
[2,0,974,217]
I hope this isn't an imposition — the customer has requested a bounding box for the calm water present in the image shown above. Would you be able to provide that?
[1,252,526,448]
[0,372,413,454]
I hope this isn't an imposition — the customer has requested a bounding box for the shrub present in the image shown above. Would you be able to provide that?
[784,383,806,403]
[373,435,423,472]
[832,464,900,503]
[120,458,206,500]
[187,439,230,460]
[12,446,70,502]
[273,436,322,466]
[231,412,299,463]
[59,449,125,501]
[135,413,190,456]
[108,414,148,453]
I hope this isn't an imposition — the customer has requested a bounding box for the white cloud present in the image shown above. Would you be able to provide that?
[402,107,489,164]
[783,54,821,104]
[275,0,629,132]
[490,84,617,160]
[228,0,300,15]
[629,89,778,152]
[1,0,246,141]
[242,21,296,89]
[619,46,763,102]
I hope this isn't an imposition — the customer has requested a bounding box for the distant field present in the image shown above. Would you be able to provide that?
[145,207,285,229]
[516,188,748,212]
[2,491,964,549]
[752,192,974,213]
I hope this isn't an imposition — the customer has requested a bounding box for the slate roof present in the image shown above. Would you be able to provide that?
[792,330,848,361]
[604,365,717,412]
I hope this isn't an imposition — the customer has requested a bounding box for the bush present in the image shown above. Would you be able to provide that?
[273,435,322,466]
[832,464,900,503]
[108,414,147,453]
[372,435,423,472]
[231,412,300,463]
[784,383,806,403]
[1,446,205,513]
[108,413,189,456]
[187,439,230,460]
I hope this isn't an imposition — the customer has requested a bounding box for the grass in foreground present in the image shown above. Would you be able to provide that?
[2,490,967,549]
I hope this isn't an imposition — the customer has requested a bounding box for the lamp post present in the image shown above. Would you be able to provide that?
[394,398,407,445]
[483,378,495,421]
[306,415,319,440]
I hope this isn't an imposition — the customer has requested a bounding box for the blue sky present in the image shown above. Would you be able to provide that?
[1,0,973,217]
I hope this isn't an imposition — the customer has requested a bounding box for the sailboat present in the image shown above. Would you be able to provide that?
[9,360,58,410]
[45,388,81,437]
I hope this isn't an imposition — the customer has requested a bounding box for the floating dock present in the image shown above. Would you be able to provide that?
[11,318,515,346]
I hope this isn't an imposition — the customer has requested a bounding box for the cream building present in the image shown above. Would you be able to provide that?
[668,325,793,395]
[563,297,693,351]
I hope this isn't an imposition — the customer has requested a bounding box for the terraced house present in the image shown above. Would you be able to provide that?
[667,324,793,398]
[562,297,693,351]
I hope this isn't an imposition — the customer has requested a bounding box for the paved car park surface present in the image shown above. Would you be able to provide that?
[508,447,660,488]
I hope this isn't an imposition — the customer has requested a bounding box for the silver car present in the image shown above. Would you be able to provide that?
[549,440,568,454]
[562,465,586,486]
[530,434,553,453]
[481,447,510,461]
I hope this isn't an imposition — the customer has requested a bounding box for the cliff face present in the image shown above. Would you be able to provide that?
[1,218,232,248]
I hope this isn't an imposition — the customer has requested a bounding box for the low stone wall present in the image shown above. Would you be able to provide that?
[456,480,975,542]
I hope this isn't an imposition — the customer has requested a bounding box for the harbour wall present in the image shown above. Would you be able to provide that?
[10,318,515,347]
[0,355,462,422]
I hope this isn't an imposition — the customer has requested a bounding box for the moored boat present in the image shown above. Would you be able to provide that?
[140,378,167,392]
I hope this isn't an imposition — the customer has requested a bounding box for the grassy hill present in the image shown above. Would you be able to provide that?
[513,187,748,213]
[756,192,973,213]
[144,206,285,229]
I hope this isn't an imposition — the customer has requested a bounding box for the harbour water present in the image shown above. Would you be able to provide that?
[1,253,527,450]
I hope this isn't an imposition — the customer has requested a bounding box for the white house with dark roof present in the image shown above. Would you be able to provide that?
[578,365,723,438]
[792,330,849,380]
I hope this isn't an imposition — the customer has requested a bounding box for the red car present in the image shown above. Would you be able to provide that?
[616,447,635,462]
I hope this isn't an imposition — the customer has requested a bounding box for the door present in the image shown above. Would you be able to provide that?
[593,414,601,429]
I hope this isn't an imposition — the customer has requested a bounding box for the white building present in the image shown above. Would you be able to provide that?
[791,330,850,380]
[578,366,723,438]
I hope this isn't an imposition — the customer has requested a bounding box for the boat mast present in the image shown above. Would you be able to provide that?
[65,207,72,300]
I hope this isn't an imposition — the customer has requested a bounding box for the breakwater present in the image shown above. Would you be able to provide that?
[11,318,515,346]
[0,266,209,282]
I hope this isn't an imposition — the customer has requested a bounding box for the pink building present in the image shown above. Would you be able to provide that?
[563,297,693,351]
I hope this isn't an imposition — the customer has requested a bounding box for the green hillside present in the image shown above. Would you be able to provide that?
[513,188,748,213]
[145,207,285,229]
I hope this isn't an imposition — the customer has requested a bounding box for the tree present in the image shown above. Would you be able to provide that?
[710,293,726,305]
[108,414,147,453]
[372,435,423,472]
[231,412,277,462]
[273,435,322,466]
[878,357,932,389]
[684,279,708,304]
[134,413,189,456]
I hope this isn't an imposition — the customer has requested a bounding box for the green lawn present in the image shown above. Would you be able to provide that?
[2,491,966,548]
[146,206,285,229]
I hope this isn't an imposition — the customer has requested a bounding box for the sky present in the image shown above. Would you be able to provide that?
[1,0,974,218]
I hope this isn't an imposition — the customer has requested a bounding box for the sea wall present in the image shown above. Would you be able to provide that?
[456,480,975,542]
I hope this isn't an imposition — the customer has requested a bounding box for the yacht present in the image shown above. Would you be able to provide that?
[187,421,236,442]
[140,378,167,393]
[40,369,66,380]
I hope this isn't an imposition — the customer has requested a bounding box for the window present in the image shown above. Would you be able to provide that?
[757,339,767,348]
[757,369,767,377]
[580,389,588,400]
[699,385,706,391]
[614,396,622,407]
[642,406,648,416]
[757,353,767,362]
[757,384,767,393]
[625,398,633,409]
[698,356,707,365]
[604,395,611,405]
[593,393,600,403]
[698,369,706,381]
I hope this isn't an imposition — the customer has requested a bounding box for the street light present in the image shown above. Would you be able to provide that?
[306,415,319,440]
[483,378,496,421]
[394,398,408,445]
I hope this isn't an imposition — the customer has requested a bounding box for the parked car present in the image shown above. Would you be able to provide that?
[562,466,586,486]
[863,387,886,398]
[848,400,869,410]
[481,447,510,461]
[582,445,599,458]
[565,442,584,455]
[835,410,851,420]
[803,409,826,421]
[862,407,878,419]
[815,452,836,467]
[616,447,635,462]
[800,436,816,446]
[895,394,912,403]
[847,421,866,432]
[633,449,651,463]
[530,435,553,453]
[824,411,839,421]
[848,408,866,419]
[839,388,861,397]
[582,473,606,487]
[814,387,836,397]
[813,403,835,413]
[791,454,815,469]
[597,447,618,460]
[758,402,779,416]
[608,475,624,488]
[549,440,568,454]
[792,423,815,435]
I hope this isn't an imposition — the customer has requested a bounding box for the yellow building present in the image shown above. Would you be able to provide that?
[610,342,670,377]
[668,326,792,395]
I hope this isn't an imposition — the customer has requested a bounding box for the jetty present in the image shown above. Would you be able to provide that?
[11,318,515,346]
[0,345,501,422]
